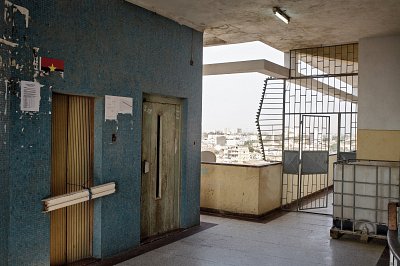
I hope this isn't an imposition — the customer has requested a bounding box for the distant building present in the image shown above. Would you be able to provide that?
[216,136,227,146]
[227,146,250,162]
[226,139,237,146]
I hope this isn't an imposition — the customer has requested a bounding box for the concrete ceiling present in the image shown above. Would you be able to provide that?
[125,0,400,51]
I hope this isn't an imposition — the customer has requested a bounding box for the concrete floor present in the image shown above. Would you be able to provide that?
[118,212,386,266]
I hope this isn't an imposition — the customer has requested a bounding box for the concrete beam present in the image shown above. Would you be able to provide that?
[203,60,357,101]
[203,60,289,79]
[298,45,359,62]
[289,78,357,102]
[297,55,359,88]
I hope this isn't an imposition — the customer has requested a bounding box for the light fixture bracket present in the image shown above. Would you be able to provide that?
[273,7,290,24]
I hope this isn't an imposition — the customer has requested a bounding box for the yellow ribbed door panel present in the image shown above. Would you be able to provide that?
[51,94,93,265]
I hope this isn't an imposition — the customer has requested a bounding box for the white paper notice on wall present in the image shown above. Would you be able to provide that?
[105,95,133,121]
[20,81,41,112]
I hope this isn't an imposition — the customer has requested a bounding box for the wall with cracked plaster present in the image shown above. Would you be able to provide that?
[0,0,203,265]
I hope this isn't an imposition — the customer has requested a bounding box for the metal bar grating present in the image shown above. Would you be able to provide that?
[256,78,284,162]
[280,43,358,210]
[299,115,330,210]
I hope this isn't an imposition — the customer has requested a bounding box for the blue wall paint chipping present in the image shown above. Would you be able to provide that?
[9,89,52,265]
[0,1,10,264]
[0,78,10,265]
[1,0,203,264]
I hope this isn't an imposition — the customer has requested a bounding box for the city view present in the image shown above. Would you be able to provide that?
[201,129,265,164]
[201,128,349,164]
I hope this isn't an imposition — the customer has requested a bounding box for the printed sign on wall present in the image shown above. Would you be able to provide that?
[105,95,133,121]
[20,81,41,112]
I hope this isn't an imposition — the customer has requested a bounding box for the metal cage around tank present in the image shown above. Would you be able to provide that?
[332,159,400,238]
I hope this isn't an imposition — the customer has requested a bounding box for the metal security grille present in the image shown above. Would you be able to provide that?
[256,78,284,162]
[299,115,330,210]
[280,43,359,211]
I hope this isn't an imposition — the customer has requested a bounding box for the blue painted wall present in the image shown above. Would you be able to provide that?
[0,1,10,264]
[0,0,202,265]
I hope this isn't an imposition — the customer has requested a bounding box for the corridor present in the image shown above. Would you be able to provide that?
[118,212,386,266]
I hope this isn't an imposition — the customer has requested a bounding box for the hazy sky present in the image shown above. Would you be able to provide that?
[202,41,284,133]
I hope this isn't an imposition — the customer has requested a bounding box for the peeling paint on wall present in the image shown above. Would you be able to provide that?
[33,48,39,80]
[0,38,18,47]
[4,80,8,101]
[3,80,8,115]
[4,0,30,28]
[0,1,203,263]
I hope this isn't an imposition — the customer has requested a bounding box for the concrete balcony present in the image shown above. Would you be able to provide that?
[200,162,282,217]
[200,154,337,217]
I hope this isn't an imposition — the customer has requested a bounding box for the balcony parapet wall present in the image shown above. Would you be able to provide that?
[200,162,282,217]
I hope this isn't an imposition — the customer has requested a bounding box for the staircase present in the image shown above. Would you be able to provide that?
[256,78,285,162]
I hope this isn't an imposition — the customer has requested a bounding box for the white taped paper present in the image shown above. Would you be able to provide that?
[105,95,133,120]
[21,81,41,112]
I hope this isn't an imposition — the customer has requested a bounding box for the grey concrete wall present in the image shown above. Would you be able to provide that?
[358,35,400,130]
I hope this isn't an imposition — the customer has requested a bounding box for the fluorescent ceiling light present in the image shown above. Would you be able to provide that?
[273,7,290,24]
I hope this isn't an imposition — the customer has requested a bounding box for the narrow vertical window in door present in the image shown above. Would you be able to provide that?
[156,114,162,199]
[141,95,181,240]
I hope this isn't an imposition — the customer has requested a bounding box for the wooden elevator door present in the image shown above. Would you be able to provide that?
[141,98,181,240]
[50,94,94,265]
